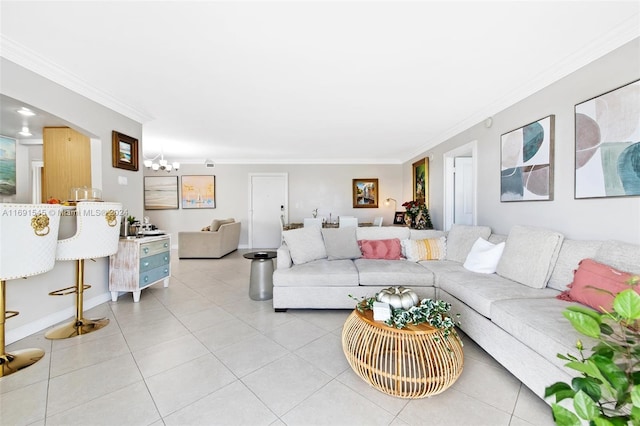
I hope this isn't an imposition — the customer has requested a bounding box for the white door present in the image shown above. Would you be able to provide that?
[249,173,288,249]
[443,140,477,230]
[454,157,474,225]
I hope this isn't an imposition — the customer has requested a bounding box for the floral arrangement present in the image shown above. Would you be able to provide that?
[352,294,460,338]
[401,200,433,229]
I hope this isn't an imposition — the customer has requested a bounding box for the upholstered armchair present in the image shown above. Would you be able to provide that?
[178,219,241,259]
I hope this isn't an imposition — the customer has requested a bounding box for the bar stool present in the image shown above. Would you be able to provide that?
[0,203,62,377]
[46,202,122,340]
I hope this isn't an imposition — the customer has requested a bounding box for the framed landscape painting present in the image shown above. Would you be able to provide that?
[501,115,555,202]
[575,79,640,199]
[352,178,378,208]
[181,175,216,209]
[144,176,179,210]
[111,131,139,171]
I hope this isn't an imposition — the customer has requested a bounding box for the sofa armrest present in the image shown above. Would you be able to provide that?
[276,243,292,269]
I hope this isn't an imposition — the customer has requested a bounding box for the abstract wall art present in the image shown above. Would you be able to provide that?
[181,175,215,209]
[575,79,640,199]
[501,115,555,202]
[144,176,179,210]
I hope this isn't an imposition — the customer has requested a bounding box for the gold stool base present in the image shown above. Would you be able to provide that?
[0,348,45,377]
[45,317,110,340]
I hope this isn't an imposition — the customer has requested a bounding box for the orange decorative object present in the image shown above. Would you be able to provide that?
[341,308,464,398]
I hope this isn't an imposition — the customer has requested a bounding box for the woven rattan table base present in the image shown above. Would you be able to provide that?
[341,309,464,398]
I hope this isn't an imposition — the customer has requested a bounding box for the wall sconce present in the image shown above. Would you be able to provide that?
[385,198,397,210]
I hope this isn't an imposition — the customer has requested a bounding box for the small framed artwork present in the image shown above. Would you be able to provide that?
[144,176,179,210]
[393,211,406,225]
[500,115,555,202]
[181,175,216,209]
[412,158,429,207]
[111,131,139,171]
[575,79,640,199]
[352,178,379,208]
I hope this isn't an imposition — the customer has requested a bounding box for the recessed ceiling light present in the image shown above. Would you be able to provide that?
[18,107,35,117]
[19,126,32,136]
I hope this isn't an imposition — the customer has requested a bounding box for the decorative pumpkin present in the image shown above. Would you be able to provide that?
[376,286,419,310]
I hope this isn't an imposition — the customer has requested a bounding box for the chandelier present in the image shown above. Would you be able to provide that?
[143,153,180,172]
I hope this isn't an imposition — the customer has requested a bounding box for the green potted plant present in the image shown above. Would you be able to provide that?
[127,215,138,236]
[545,276,640,425]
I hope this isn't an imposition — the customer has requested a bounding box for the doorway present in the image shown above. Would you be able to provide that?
[443,141,477,230]
[248,173,288,249]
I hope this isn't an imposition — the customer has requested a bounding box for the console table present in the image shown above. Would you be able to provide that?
[109,235,171,302]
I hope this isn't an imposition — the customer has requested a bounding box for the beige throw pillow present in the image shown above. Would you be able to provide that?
[210,218,234,232]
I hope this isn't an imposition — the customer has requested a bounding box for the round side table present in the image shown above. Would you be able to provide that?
[243,251,277,301]
[342,308,464,398]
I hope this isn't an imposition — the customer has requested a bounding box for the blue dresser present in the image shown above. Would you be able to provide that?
[109,235,171,302]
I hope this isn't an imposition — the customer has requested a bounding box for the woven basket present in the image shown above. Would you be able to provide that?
[341,309,463,398]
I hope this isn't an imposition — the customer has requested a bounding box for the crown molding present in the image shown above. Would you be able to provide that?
[0,35,154,124]
[405,17,640,163]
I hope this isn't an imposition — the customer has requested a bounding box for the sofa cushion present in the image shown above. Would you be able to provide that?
[559,258,636,312]
[409,229,447,240]
[490,297,598,372]
[445,224,492,263]
[401,237,446,262]
[437,271,559,317]
[282,226,327,265]
[358,239,402,260]
[211,218,234,232]
[321,227,361,260]
[354,259,434,287]
[273,259,358,287]
[595,240,640,276]
[356,227,410,241]
[547,239,602,291]
[463,237,505,274]
[496,225,564,289]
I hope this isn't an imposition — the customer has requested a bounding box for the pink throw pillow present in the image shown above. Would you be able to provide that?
[358,239,402,260]
[557,258,636,312]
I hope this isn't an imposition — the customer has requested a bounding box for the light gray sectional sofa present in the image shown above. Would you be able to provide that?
[273,224,640,400]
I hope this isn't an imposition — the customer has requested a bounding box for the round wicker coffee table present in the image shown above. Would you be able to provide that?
[341,308,464,398]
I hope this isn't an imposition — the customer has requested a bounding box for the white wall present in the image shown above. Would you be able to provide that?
[1,58,144,342]
[144,163,403,248]
[408,38,640,244]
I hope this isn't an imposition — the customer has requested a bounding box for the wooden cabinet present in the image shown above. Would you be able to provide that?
[109,235,171,302]
[42,127,92,202]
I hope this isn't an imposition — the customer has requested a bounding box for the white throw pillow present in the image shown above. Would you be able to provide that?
[463,237,505,274]
[282,226,327,265]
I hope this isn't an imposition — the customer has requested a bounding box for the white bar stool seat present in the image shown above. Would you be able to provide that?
[46,202,122,340]
[0,203,62,377]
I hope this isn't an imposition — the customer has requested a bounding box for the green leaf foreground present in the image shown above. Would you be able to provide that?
[546,276,640,425]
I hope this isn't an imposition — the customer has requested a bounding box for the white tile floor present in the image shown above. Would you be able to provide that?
[1,250,555,426]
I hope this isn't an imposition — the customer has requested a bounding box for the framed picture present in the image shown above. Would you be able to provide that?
[393,211,406,225]
[500,115,555,202]
[111,131,139,171]
[412,158,429,207]
[181,175,216,209]
[0,136,16,197]
[144,176,179,210]
[575,79,640,199]
[352,178,378,208]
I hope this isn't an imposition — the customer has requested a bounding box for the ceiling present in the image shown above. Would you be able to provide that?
[1,1,639,164]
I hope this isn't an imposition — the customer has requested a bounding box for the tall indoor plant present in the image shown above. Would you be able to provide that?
[545,277,640,425]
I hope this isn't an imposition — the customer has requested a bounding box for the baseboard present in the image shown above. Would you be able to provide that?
[5,292,113,345]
